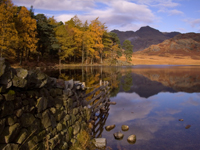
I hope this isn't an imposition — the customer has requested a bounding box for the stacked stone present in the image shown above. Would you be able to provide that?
[0,58,91,150]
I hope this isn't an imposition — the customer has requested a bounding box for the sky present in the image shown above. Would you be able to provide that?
[12,0,200,33]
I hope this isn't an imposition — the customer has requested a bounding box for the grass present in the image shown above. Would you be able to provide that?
[119,53,200,65]
[69,130,95,150]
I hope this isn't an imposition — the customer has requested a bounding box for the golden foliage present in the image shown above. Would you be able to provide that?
[15,6,38,57]
[0,0,18,57]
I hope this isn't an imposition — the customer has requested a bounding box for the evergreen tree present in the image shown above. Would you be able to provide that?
[122,40,133,62]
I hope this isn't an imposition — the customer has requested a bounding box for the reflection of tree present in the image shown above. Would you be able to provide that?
[103,68,122,97]
[49,66,123,97]
[122,71,133,92]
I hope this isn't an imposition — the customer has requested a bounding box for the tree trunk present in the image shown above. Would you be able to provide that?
[27,49,30,60]
[59,49,61,66]
[82,67,85,82]
[25,47,27,62]
[1,32,4,58]
[19,51,23,65]
[85,50,88,65]
[91,57,93,64]
[37,55,40,62]
[100,53,103,64]
[82,42,84,64]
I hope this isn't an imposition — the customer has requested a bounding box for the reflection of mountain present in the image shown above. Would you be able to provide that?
[131,66,200,93]
[120,73,175,98]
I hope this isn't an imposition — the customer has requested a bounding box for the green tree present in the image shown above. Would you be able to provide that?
[109,32,120,46]
[102,31,112,61]
[107,32,122,64]
[35,14,59,60]
[122,40,133,62]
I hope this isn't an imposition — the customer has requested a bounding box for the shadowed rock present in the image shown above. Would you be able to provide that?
[113,132,124,140]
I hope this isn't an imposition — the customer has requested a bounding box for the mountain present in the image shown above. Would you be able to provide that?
[139,33,200,57]
[111,26,180,52]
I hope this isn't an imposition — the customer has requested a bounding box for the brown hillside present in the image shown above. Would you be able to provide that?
[139,33,200,56]
[123,33,200,65]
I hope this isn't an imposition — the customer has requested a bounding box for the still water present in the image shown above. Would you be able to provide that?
[46,65,200,150]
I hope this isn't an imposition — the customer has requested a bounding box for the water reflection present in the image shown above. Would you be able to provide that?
[45,65,200,150]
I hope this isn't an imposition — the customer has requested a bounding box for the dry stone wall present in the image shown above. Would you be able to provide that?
[0,58,91,150]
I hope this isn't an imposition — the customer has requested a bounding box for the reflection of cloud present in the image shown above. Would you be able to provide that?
[181,97,200,106]
[108,92,157,124]
[175,92,185,97]
[156,108,181,115]
[103,113,176,147]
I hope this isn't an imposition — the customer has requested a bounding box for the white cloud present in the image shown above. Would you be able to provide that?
[56,1,157,31]
[184,18,200,28]
[177,27,186,32]
[13,0,95,11]
[133,0,179,8]
[158,8,184,16]
[168,9,184,16]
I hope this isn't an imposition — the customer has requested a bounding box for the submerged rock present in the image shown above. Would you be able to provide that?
[113,132,124,140]
[179,119,184,121]
[105,124,115,131]
[107,101,116,105]
[127,135,136,144]
[185,125,191,129]
[93,138,106,149]
[121,125,129,131]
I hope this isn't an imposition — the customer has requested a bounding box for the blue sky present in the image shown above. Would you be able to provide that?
[12,0,200,33]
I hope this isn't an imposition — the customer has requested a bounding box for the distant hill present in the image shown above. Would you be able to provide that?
[139,33,200,57]
[111,26,180,52]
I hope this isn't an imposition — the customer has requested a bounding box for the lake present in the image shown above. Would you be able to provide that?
[46,65,200,150]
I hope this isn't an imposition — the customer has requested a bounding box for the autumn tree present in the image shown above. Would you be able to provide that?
[0,0,18,58]
[65,16,84,63]
[15,6,37,63]
[89,18,104,64]
[55,24,75,65]
[122,40,133,62]
[82,21,95,64]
